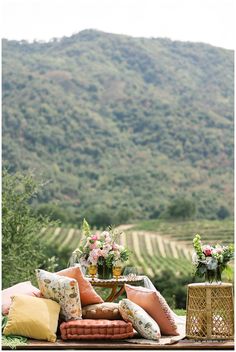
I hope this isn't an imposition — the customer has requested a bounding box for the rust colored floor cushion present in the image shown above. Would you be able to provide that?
[2,281,41,315]
[60,319,134,340]
[57,266,103,307]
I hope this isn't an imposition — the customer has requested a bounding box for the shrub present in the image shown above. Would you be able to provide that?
[167,197,196,219]
[217,206,230,220]
[2,170,57,288]
[152,269,201,309]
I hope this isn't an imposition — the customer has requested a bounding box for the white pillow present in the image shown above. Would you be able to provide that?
[36,269,82,321]
[119,299,161,340]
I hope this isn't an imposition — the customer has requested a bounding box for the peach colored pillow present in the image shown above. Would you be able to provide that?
[2,281,41,315]
[57,266,103,306]
[60,319,134,340]
[125,284,179,336]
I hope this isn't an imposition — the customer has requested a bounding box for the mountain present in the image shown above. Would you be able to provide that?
[2,30,234,222]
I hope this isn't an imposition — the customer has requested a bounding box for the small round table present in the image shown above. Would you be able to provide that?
[186,283,234,340]
[86,275,144,302]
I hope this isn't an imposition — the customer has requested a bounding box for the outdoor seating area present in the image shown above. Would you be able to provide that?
[2,225,235,350]
[1,263,234,350]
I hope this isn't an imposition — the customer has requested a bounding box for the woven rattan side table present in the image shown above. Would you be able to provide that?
[186,283,234,340]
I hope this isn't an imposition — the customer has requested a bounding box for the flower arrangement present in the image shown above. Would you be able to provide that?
[73,220,129,275]
[192,234,234,282]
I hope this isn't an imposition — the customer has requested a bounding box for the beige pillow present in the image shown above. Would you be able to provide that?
[36,269,82,321]
[119,299,160,340]
[82,302,121,320]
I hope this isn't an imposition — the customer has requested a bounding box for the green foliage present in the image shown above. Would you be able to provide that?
[82,218,91,236]
[217,206,230,220]
[35,204,70,223]
[2,170,57,288]
[167,198,196,219]
[152,270,202,309]
[2,30,234,221]
[2,315,28,349]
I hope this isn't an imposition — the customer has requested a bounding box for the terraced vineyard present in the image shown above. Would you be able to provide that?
[40,219,234,278]
[133,219,234,246]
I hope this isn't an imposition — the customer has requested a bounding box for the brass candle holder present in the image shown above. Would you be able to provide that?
[88,264,97,281]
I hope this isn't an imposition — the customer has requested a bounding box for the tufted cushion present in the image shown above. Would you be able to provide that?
[125,284,179,336]
[119,299,160,340]
[2,281,41,315]
[36,269,82,321]
[82,302,121,320]
[57,266,103,306]
[60,319,134,340]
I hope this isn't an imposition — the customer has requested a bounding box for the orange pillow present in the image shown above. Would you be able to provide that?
[60,319,134,340]
[125,284,179,336]
[2,281,41,315]
[57,266,103,306]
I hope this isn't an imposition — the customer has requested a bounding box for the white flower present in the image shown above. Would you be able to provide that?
[192,252,199,265]
[205,257,218,270]
[79,257,89,267]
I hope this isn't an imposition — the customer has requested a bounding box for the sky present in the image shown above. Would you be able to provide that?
[1,0,235,49]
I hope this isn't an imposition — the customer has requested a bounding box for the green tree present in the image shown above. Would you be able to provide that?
[167,197,196,219]
[2,170,57,288]
[35,203,75,224]
[217,206,230,220]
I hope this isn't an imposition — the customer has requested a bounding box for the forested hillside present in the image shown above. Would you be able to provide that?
[2,30,234,223]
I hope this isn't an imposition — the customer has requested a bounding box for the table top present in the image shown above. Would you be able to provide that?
[188,282,232,288]
[86,275,144,286]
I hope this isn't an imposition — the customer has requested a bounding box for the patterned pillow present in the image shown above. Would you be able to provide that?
[125,284,179,336]
[119,299,160,340]
[60,319,134,340]
[36,269,82,321]
[82,302,121,320]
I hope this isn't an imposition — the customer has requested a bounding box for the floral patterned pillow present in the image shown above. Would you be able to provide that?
[119,299,161,340]
[36,269,82,321]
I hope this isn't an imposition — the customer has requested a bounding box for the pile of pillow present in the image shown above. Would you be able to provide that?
[2,267,180,343]
[119,284,180,340]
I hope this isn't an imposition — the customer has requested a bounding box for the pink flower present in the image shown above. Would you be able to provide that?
[215,247,223,254]
[91,234,99,241]
[203,245,212,256]
[101,231,112,243]
[112,243,119,250]
[88,248,101,264]
[89,241,98,250]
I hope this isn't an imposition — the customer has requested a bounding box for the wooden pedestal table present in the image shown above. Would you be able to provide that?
[186,283,234,340]
[86,275,144,302]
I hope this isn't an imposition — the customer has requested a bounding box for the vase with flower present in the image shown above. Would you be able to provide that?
[192,234,234,284]
[72,219,130,280]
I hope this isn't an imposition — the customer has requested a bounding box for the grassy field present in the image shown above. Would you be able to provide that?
[40,219,234,278]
